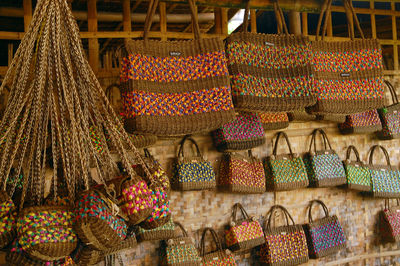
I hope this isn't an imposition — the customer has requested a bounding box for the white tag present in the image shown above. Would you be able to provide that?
[355,164,359,167]
[213,257,219,261]
[191,160,198,163]
[281,232,287,235]
[265,41,275,46]
[282,157,288,160]
[179,241,185,244]
[324,151,329,155]
[169,51,181,56]
[381,169,386,172]
[340,72,350,77]
[394,110,398,114]
[397,210,400,212]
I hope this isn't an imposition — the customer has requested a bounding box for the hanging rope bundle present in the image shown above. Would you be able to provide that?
[0,0,150,207]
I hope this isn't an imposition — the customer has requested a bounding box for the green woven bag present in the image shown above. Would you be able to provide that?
[343,145,371,192]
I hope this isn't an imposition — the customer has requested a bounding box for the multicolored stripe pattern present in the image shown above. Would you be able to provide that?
[202,254,237,266]
[165,241,202,265]
[383,208,400,240]
[339,110,382,130]
[305,153,346,184]
[344,164,371,189]
[266,157,309,185]
[370,169,400,195]
[378,107,400,138]
[174,161,216,184]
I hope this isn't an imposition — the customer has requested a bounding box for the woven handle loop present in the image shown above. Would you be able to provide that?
[369,145,391,167]
[272,131,294,156]
[308,128,332,153]
[308,199,330,223]
[385,199,400,209]
[174,222,189,237]
[232,203,250,223]
[346,145,362,162]
[200,227,223,257]
[143,148,152,158]
[178,136,202,158]
[384,80,399,105]
[266,205,295,230]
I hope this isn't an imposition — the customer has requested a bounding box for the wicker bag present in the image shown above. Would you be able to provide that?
[137,216,175,242]
[173,136,216,191]
[120,0,235,136]
[259,205,308,265]
[367,145,400,198]
[379,199,400,243]
[212,112,265,152]
[225,203,265,251]
[218,151,266,194]
[17,205,77,261]
[259,112,289,130]
[304,128,346,187]
[264,131,309,191]
[0,191,16,249]
[200,227,237,266]
[339,109,382,134]
[310,0,385,114]
[225,0,315,112]
[343,145,372,191]
[304,200,346,258]
[377,80,400,140]
[160,222,202,266]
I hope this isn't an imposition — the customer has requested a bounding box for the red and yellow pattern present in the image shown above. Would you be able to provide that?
[225,220,264,247]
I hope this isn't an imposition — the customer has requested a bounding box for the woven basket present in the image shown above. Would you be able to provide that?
[0,191,16,249]
[343,145,372,192]
[377,80,400,140]
[380,199,400,243]
[288,110,317,122]
[339,109,382,134]
[137,217,176,242]
[200,227,237,265]
[258,112,289,130]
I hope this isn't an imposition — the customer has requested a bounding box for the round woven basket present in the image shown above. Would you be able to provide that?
[122,179,154,225]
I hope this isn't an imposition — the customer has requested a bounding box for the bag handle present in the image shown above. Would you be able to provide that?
[174,222,189,237]
[144,148,152,158]
[308,199,330,223]
[177,136,202,158]
[368,145,391,167]
[385,199,400,210]
[345,145,362,163]
[384,80,399,105]
[200,227,223,257]
[272,131,294,156]
[232,203,251,223]
[266,205,295,230]
[308,128,332,153]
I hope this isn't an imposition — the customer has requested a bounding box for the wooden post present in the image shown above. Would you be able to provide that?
[289,11,301,35]
[23,0,32,32]
[122,0,131,32]
[250,9,257,33]
[221,7,228,35]
[87,0,99,72]
[370,0,377,39]
[160,2,167,41]
[7,43,13,66]
[301,12,308,35]
[214,8,222,34]
[392,1,398,70]
[327,11,333,37]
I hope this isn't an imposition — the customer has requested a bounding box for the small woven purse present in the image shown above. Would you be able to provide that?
[137,216,175,242]
[304,128,346,187]
[173,136,216,191]
[218,151,266,194]
[377,80,400,140]
[379,199,400,243]
[259,205,308,265]
[304,200,346,258]
[225,203,265,251]
[0,191,16,249]
[367,145,400,198]
[264,131,309,191]
[343,145,371,192]
[200,227,237,266]
[258,112,289,130]
[338,109,382,135]
[212,112,265,152]
[160,222,202,266]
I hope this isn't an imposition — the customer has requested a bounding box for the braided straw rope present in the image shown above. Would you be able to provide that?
[0,0,151,206]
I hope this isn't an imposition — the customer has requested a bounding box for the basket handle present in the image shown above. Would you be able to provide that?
[308,128,332,153]
[385,199,400,210]
[232,203,251,223]
[174,222,189,237]
[384,80,399,105]
[345,145,362,163]
[272,131,294,157]
[368,145,391,167]
[177,136,202,158]
[266,205,295,230]
[200,227,223,257]
[308,199,330,223]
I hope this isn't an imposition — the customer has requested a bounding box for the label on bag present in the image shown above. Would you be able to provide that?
[191,160,198,163]
[381,169,386,172]
[265,41,275,46]
[169,51,182,56]
[213,257,219,261]
[355,164,359,167]
[340,72,350,77]
[394,110,398,114]
[180,241,185,244]
[325,151,329,155]
[280,232,287,235]
[282,157,288,160]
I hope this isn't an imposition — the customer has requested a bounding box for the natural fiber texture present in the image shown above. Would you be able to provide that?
[72,244,104,265]
[380,199,400,243]
[0,192,16,249]
[339,109,382,134]
[218,151,266,194]
[212,112,265,152]
[343,145,372,192]
[264,132,309,191]
[137,216,175,241]
[315,113,347,123]
[258,112,290,130]
[173,136,216,191]
[200,227,237,265]
[260,205,308,265]
[288,110,317,122]
[304,200,346,258]
[225,203,265,251]
[377,80,400,140]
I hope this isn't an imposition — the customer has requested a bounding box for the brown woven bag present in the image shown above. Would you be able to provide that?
[200,227,236,265]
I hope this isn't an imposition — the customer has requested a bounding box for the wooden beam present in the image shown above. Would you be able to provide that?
[160,2,167,41]
[87,0,99,72]
[250,9,257,33]
[23,0,32,32]
[370,1,377,39]
[301,12,308,35]
[289,11,301,35]
[7,44,13,66]
[391,1,398,70]
[214,8,221,34]
[220,7,228,35]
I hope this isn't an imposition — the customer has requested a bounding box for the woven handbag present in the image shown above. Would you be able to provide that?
[310,0,385,114]
[218,151,266,194]
[225,203,265,251]
[377,80,400,140]
[265,131,309,191]
[17,205,77,261]
[120,0,235,136]
[304,128,346,187]
[225,0,315,112]
[0,191,16,249]
[379,199,400,243]
[367,145,400,198]
[160,222,202,266]
[200,227,237,266]
[304,200,346,258]
[259,205,308,265]
[339,109,382,134]
[259,112,289,130]
[173,136,216,191]
[137,216,175,242]
[343,145,371,191]
[212,112,265,152]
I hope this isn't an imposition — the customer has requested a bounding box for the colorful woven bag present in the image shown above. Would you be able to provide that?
[338,109,382,134]
[200,227,237,266]
[310,0,385,114]
[367,145,400,198]
[304,128,346,187]
[343,145,371,192]
[288,110,316,122]
[137,216,175,242]
[264,131,309,191]
[212,112,265,152]
[377,80,400,140]
[258,112,289,130]
[379,199,400,243]
[0,191,16,249]
[17,205,77,261]
[160,222,201,266]
[218,151,266,194]
[225,0,315,112]
[259,205,308,265]
[120,0,235,136]
[225,203,265,251]
[304,200,346,258]
[173,136,216,191]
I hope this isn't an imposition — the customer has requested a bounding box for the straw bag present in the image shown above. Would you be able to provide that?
[304,129,346,187]
[173,136,216,191]
[17,205,77,261]
[72,244,104,265]
[218,151,266,194]
[200,227,236,266]
[310,0,385,114]
[380,199,400,243]
[343,145,371,192]
[367,145,400,198]
[225,203,265,251]
[259,205,308,265]
[377,80,400,140]
[120,0,235,136]
[264,132,309,191]
[304,200,346,258]
[160,222,201,266]
[0,191,16,249]
[225,0,315,112]
[137,216,175,241]
[212,112,265,152]
[259,112,289,130]
[339,109,382,134]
